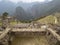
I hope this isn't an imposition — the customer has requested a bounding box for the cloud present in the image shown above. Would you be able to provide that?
[0,0,52,3]
[9,0,45,3]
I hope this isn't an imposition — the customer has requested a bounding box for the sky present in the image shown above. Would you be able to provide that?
[0,0,52,3]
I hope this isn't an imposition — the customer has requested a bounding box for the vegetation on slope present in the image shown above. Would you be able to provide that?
[37,15,55,24]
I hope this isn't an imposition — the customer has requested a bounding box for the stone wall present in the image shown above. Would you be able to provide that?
[46,32,60,45]
[12,31,46,37]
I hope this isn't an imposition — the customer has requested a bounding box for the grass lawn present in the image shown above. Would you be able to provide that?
[0,22,2,26]
[10,21,21,25]
[37,15,55,24]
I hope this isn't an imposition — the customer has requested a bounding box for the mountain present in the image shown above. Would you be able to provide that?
[0,0,16,15]
[29,0,60,19]
[15,6,29,21]
[0,0,60,21]
[0,0,51,15]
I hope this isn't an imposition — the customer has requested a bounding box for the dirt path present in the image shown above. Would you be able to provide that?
[12,36,49,45]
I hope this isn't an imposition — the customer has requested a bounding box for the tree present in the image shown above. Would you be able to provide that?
[2,12,8,20]
[2,12,8,29]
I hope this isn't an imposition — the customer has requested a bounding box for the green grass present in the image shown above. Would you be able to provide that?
[37,15,55,24]
[0,22,2,26]
[10,21,21,25]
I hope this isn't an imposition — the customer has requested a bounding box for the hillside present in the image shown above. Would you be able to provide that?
[37,15,55,24]
[37,13,60,25]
